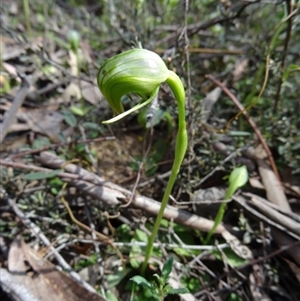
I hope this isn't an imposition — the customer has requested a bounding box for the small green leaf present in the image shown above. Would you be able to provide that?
[23,170,62,180]
[225,165,248,199]
[181,276,202,292]
[130,276,153,290]
[70,105,88,116]
[130,138,168,176]
[135,229,148,243]
[49,177,64,186]
[63,109,77,126]
[172,224,197,256]
[32,137,51,149]
[50,187,59,195]
[161,256,173,280]
[115,224,132,242]
[82,122,102,130]
[160,219,169,228]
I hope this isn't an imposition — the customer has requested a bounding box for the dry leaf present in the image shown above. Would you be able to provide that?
[62,82,81,103]
[2,237,106,301]
[81,79,103,106]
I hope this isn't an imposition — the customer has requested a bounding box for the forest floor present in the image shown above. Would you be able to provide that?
[1,1,300,301]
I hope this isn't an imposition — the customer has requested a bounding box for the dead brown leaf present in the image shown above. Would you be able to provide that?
[81,79,103,106]
[62,82,81,103]
[3,237,106,301]
[18,109,64,137]
[1,35,25,61]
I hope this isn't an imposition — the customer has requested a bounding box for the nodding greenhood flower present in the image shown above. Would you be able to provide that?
[97,48,188,274]
[97,48,185,125]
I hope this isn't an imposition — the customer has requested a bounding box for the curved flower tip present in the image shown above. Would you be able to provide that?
[97,48,170,120]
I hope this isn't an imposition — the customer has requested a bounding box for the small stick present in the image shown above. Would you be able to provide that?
[206,74,281,183]
[0,75,30,143]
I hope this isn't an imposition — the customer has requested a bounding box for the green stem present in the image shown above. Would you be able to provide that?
[204,189,231,244]
[141,71,187,274]
[23,0,32,35]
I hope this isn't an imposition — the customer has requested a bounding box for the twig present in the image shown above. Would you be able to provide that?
[155,47,244,55]
[54,239,228,252]
[0,154,224,233]
[0,75,30,143]
[196,238,300,298]
[205,74,281,183]
[246,192,300,222]
[60,183,113,245]
[0,152,251,259]
[137,170,171,188]
[37,151,227,233]
[1,156,225,236]
[155,1,251,47]
[248,193,300,236]
[189,254,230,291]
[233,195,300,241]
[0,159,124,206]
[84,203,103,261]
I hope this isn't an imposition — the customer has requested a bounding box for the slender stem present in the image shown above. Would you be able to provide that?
[204,188,231,244]
[141,71,187,274]
[23,0,32,35]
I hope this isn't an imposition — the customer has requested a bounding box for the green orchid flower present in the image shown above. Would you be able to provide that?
[97,48,188,274]
[98,49,167,119]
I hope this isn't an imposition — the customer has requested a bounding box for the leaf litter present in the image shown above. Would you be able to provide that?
[1,1,300,301]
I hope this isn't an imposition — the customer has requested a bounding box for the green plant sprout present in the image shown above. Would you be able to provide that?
[97,48,188,274]
[23,0,32,35]
[205,165,248,244]
[67,30,81,54]
[130,256,189,301]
